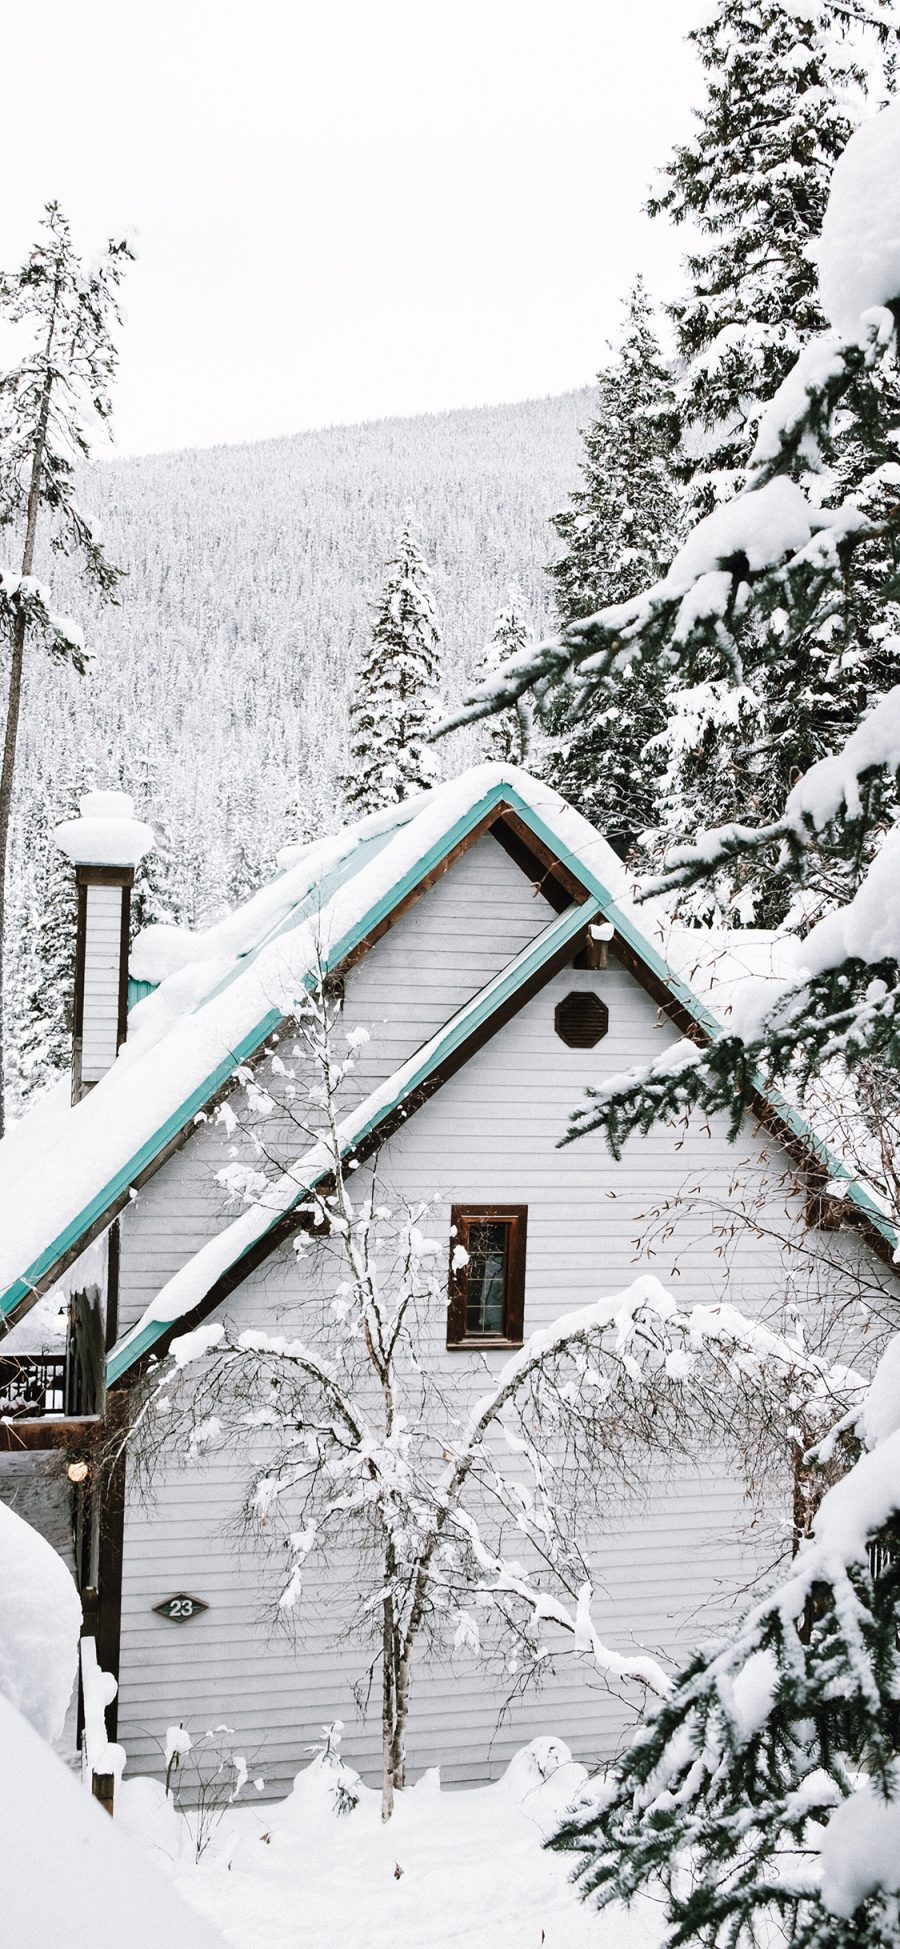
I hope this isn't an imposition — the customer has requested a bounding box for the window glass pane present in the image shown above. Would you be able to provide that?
[465,1221,508,1335]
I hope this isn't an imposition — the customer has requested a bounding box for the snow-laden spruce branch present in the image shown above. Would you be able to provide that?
[438,311,896,741]
[551,1322,900,1949]
[640,681,900,902]
[0,572,89,673]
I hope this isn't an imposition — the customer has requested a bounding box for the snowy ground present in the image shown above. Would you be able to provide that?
[118,1737,664,1949]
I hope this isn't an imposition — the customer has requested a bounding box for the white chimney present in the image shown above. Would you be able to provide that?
[54,791,154,1101]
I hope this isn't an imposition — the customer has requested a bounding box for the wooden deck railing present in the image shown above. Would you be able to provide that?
[0,1285,106,1438]
[0,1352,67,1415]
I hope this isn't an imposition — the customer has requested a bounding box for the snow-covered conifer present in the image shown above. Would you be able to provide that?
[6,778,79,1110]
[545,278,680,847]
[0,204,131,1129]
[15,832,76,1101]
[443,94,900,1139]
[115,742,186,934]
[646,1,899,919]
[343,511,442,816]
[474,585,535,764]
[653,0,892,522]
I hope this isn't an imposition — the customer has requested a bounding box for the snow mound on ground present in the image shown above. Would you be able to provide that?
[117,1774,187,1870]
[237,1733,588,1860]
[159,1737,662,1949]
[0,1499,81,1740]
[816,99,900,336]
[0,1693,224,1948]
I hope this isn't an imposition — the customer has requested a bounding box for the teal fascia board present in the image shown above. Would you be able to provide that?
[127,976,156,1012]
[197,826,401,1015]
[107,891,601,1382]
[761,1084,896,1249]
[0,1006,283,1326]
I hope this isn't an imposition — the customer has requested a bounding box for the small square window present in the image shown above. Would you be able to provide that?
[447,1205,527,1348]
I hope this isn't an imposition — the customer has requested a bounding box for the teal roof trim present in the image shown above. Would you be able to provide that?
[197,826,401,1015]
[1,1007,283,1326]
[127,976,155,1012]
[106,891,601,1383]
[763,1085,896,1249]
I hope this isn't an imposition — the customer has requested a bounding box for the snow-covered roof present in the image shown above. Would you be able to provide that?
[0,764,893,1372]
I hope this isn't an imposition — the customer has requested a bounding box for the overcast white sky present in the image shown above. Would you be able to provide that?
[3,0,703,457]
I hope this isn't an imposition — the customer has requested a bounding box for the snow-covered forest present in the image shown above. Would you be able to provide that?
[6,391,588,1106]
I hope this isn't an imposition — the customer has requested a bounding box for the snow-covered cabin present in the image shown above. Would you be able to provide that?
[0,766,896,1796]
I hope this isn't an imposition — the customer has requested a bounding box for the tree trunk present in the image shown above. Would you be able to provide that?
[0,602,27,1135]
[0,316,57,1134]
[381,1592,397,1821]
[389,1645,412,1795]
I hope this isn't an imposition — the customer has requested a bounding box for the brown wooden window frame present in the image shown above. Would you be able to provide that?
[446,1205,528,1349]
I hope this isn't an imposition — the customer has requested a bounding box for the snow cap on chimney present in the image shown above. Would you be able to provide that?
[54,790,154,869]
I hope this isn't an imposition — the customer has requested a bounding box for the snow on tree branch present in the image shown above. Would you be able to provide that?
[550,1321,900,1948]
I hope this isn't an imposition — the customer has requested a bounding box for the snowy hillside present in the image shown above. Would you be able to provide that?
[9,389,590,1105]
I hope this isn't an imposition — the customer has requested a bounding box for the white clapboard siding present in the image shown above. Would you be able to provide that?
[116,833,899,1797]
[115,835,556,1332]
[118,1452,757,1792]
[81,885,124,1082]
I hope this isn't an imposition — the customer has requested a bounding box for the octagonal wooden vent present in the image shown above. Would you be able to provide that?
[554,992,609,1048]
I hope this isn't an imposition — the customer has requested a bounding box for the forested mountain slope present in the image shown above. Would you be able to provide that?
[9,389,591,1102]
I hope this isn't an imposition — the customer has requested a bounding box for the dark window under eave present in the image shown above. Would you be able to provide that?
[447,1205,527,1348]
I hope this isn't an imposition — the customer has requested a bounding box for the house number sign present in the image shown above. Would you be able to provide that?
[153,1594,209,1622]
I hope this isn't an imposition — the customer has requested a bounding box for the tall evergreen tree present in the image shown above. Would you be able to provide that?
[653,0,887,523]
[16,827,77,1100]
[0,204,132,1129]
[474,585,535,766]
[443,94,900,1148]
[545,278,680,849]
[343,511,441,817]
[6,820,54,1114]
[7,771,79,1111]
[647,0,899,920]
[116,741,186,934]
[443,89,900,1941]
